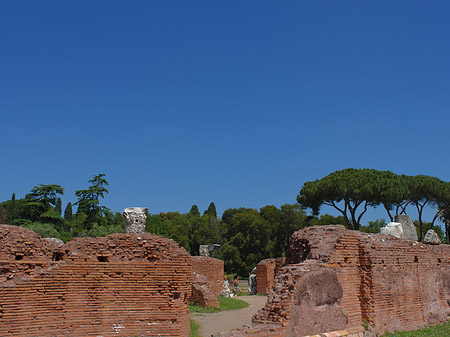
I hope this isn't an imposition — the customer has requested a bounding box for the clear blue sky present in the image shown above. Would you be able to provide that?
[1,1,449,224]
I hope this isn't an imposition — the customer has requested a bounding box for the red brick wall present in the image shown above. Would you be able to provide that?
[0,225,192,337]
[255,257,285,295]
[221,225,450,336]
[191,256,224,296]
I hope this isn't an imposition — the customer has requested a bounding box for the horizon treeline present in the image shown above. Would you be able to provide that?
[1,169,449,275]
[298,168,450,241]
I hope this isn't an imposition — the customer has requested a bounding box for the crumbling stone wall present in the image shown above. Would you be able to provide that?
[191,272,220,308]
[191,256,223,296]
[255,257,285,295]
[0,224,192,337]
[222,225,450,336]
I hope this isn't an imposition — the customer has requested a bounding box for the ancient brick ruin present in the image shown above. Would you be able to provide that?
[5,221,450,337]
[191,256,224,296]
[191,272,220,308]
[0,224,192,337]
[255,257,285,295]
[225,225,450,336]
[190,256,224,308]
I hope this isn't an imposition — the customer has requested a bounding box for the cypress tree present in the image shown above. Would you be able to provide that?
[64,202,73,221]
[204,202,217,218]
[10,193,16,223]
[55,197,62,215]
[189,205,200,216]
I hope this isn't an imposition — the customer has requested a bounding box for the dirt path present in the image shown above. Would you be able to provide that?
[190,295,267,337]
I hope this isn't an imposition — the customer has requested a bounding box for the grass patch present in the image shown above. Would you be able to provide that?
[189,296,250,313]
[381,320,450,337]
[190,319,201,337]
[218,296,250,311]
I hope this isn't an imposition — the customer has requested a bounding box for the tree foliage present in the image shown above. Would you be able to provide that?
[30,184,64,208]
[2,168,450,278]
[298,169,389,230]
[220,205,307,275]
[204,202,217,218]
[298,169,450,239]
[64,202,73,221]
[75,173,110,229]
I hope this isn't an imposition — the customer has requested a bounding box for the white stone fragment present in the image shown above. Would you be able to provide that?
[123,207,148,233]
[423,229,441,245]
[380,222,403,239]
[394,214,419,241]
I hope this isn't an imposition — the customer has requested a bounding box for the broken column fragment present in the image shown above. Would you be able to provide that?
[123,207,148,233]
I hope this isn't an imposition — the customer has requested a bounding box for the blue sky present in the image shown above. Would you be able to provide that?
[1,1,449,224]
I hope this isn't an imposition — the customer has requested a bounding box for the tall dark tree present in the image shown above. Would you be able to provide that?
[221,207,275,275]
[55,197,62,215]
[204,202,217,218]
[406,175,449,241]
[297,168,407,229]
[75,173,109,228]
[76,198,90,215]
[376,172,410,221]
[298,169,400,230]
[23,185,64,222]
[9,193,16,224]
[64,202,73,221]
[0,208,6,224]
[30,184,64,208]
[189,205,200,217]
[439,207,450,243]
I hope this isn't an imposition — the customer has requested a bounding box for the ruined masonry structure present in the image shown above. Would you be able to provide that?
[255,257,285,295]
[223,225,450,337]
[191,256,224,296]
[0,224,192,337]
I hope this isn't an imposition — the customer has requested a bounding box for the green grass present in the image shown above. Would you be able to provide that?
[190,319,201,337]
[189,296,250,313]
[381,320,450,337]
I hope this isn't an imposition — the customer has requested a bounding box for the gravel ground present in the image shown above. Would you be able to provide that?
[190,295,267,337]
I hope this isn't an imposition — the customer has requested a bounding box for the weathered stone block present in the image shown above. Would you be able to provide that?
[394,214,418,241]
[424,229,441,245]
[191,256,224,296]
[380,222,403,238]
[123,207,148,233]
[191,272,220,308]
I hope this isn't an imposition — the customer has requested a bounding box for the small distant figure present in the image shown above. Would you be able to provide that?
[232,275,242,296]
[220,275,231,297]
[248,267,257,295]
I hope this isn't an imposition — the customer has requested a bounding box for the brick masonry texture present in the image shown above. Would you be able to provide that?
[221,225,450,336]
[0,224,192,337]
[255,257,285,295]
[191,272,220,308]
[191,256,224,296]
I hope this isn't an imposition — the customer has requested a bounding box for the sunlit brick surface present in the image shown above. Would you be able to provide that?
[255,257,285,295]
[191,256,224,296]
[222,225,450,336]
[0,225,191,337]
